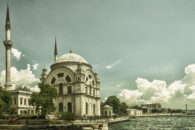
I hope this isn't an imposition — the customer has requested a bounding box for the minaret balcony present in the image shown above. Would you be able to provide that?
[3,40,12,48]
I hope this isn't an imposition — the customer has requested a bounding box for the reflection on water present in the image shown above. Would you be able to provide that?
[109,116,195,130]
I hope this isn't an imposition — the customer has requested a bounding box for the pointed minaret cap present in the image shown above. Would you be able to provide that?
[54,37,58,55]
[5,3,11,30]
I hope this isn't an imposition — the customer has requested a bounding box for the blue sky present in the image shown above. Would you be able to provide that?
[1,0,195,108]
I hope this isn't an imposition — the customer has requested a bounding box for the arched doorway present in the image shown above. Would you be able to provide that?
[59,103,63,112]
[105,111,107,116]
[67,102,72,112]
[93,104,95,115]
[86,103,88,115]
[109,111,111,116]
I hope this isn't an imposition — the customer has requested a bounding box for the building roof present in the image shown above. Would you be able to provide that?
[55,53,88,64]
[104,105,112,108]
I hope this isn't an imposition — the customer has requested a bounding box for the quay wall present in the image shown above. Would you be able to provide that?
[141,113,184,117]
[0,119,109,130]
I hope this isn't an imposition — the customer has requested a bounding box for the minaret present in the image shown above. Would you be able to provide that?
[40,68,47,84]
[3,3,12,90]
[54,37,58,62]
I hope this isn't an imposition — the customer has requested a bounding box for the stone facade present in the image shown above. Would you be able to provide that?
[41,52,101,117]
[141,103,161,113]
[126,109,143,117]
[101,105,113,117]
[11,90,36,115]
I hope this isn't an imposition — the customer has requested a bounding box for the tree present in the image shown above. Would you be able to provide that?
[104,96,121,114]
[0,87,12,116]
[103,96,129,116]
[119,102,128,115]
[29,83,57,117]
[61,112,76,121]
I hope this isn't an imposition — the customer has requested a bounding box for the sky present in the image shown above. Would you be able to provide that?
[0,0,195,109]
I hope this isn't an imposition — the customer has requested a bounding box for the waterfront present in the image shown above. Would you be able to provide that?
[109,116,195,130]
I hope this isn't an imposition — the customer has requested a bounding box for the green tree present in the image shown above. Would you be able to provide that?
[104,96,121,114]
[119,102,128,115]
[0,88,12,116]
[103,96,129,116]
[29,83,57,117]
[61,112,76,121]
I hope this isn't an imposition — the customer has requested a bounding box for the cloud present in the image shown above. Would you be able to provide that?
[30,85,40,92]
[16,85,40,93]
[106,60,122,69]
[117,64,195,109]
[33,63,39,70]
[11,48,22,60]
[0,64,39,89]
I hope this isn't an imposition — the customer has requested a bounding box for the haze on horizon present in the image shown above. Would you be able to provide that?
[0,0,195,109]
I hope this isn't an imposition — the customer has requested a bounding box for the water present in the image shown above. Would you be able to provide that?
[109,116,195,130]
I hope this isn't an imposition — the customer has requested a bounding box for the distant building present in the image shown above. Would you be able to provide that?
[141,103,161,113]
[126,109,142,117]
[11,90,36,115]
[101,105,113,117]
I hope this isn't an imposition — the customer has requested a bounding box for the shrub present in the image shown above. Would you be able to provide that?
[61,112,76,121]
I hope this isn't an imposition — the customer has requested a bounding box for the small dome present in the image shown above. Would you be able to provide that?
[55,53,88,64]
[104,105,112,108]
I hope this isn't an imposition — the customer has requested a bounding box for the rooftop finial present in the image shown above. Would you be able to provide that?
[54,36,58,62]
[54,36,58,55]
[5,2,11,30]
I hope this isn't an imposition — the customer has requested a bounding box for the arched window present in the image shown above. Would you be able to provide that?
[51,77,56,84]
[86,103,88,115]
[57,73,64,78]
[65,75,71,82]
[59,83,63,95]
[85,87,88,94]
[92,80,95,86]
[24,99,26,105]
[59,103,63,112]
[93,90,95,96]
[89,75,92,79]
[93,104,95,115]
[68,86,72,94]
[20,98,23,105]
[109,111,111,116]
[67,102,72,112]
[105,111,107,116]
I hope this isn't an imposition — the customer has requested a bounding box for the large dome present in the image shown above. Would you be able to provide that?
[55,53,88,64]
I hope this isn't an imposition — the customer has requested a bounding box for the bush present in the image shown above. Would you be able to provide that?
[61,112,76,121]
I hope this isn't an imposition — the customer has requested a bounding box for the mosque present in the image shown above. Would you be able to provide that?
[2,4,101,117]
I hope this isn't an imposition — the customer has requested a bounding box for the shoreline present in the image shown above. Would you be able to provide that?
[0,114,191,130]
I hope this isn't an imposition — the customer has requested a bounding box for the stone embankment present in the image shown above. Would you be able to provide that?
[0,117,131,130]
[141,113,184,117]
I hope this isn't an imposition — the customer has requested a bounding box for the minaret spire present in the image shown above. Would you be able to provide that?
[54,37,58,62]
[5,3,11,31]
[4,2,13,90]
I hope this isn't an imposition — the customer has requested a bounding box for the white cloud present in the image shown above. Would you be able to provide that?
[0,64,39,89]
[33,63,39,70]
[117,64,195,109]
[11,48,22,60]
[106,60,122,69]
[29,85,40,92]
